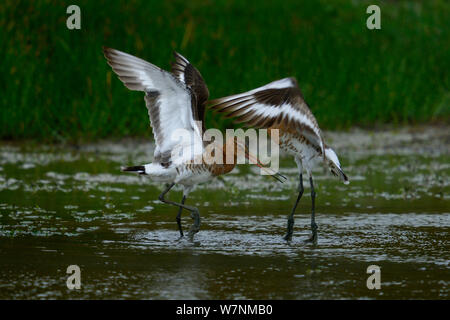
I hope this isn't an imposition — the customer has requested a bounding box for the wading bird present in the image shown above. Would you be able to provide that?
[209,77,349,243]
[103,48,283,241]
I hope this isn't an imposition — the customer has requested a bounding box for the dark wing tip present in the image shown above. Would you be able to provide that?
[206,99,217,107]
[102,46,118,62]
[102,46,113,55]
[172,51,189,64]
[207,98,228,109]
[287,76,299,86]
[171,51,190,80]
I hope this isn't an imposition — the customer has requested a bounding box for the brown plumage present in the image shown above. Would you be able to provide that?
[208,77,349,243]
[103,47,285,241]
[209,77,324,154]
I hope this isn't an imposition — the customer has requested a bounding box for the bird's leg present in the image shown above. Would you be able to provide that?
[176,196,186,238]
[158,183,201,241]
[284,173,304,241]
[189,207,200,241]
[304,176,318,244]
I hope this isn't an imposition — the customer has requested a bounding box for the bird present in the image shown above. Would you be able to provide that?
[208,77,349,243]
[103,47,284,241]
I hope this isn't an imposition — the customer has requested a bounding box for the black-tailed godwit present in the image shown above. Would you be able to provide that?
[209,77,349,243]
[103,47,283,241]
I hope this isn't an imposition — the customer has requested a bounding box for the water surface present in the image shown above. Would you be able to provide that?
[0,127,449,299]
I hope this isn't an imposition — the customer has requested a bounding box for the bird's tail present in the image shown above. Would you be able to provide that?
[121,165,147,175]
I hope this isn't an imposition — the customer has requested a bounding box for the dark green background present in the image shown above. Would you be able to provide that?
[1,0,449,142]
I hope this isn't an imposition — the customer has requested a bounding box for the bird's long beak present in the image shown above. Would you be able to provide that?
[235,141,286,183]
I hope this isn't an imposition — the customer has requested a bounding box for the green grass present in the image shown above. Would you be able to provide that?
[0,0,449,142]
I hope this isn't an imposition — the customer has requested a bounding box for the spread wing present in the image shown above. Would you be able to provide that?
[103,47,203,165]
[208,77,324,154]
[171,52,209,131]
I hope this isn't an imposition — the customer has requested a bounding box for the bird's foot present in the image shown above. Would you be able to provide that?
[176,234,184,242]
[303,222,318,245]
[283,217,294,242]
[283,233,292,242]
[303,233,317,245]
[187,210,200,242]
[187,230,198,242]
[187,225,200,242]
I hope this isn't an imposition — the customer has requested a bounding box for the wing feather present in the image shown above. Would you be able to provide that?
[208,77,324,154]
[171,52,209,132]
[103,47,203,164]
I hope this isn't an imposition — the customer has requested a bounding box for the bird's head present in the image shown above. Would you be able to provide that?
[324,147,349,184]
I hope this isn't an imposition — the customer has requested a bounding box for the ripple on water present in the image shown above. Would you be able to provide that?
[0,127,448,299]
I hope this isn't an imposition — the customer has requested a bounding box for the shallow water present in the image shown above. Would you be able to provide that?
[0,127,449,299]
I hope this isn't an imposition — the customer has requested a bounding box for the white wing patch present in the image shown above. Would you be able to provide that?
[209,77,324,153]
[221,99,320,139]
[216,78,297,102]
[103,48,203,164]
